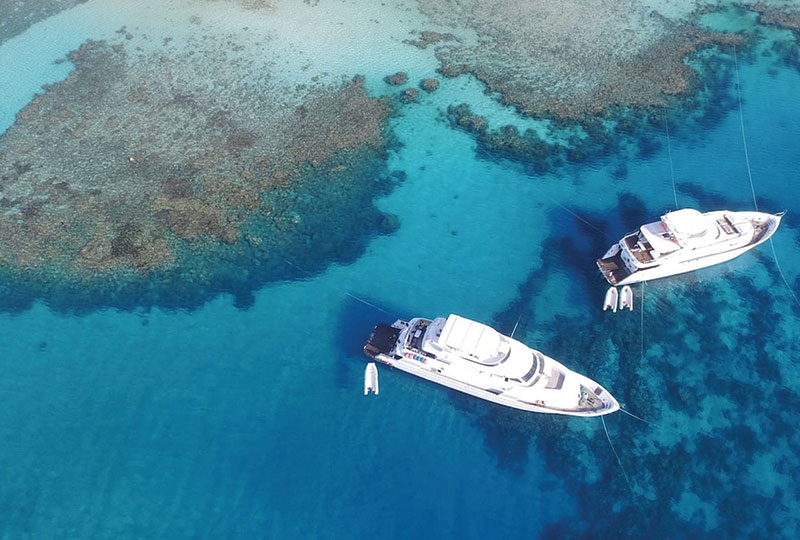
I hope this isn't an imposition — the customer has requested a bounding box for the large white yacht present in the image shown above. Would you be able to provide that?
[597,208,783,286]
[363,314,619,417]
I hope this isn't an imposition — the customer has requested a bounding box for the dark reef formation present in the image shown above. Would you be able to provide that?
[748,2,800,34]
[467,194,800,537]
[0,41,398,312]
[448,105,555,173]
[398,88,419,103]
[383,72,408,85]
[445,41,743,178]
[420,78,440,92]
[747,2,800,73]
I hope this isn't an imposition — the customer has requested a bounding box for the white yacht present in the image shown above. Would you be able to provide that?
[597,208,783,286]
[363,314,619,417]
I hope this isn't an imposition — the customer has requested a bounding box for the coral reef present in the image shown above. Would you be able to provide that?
[446,45,742,177]
[748,3,800,72]
[0,41,396,311]
[416,0,745,118]
[748,2,800,34]
[399,88,419,103]
[403,30,456,50]
[384,72,408,85]
[420,78,440,92]
[474,196,800,537]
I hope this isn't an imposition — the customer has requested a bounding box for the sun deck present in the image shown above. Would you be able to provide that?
[596,251,631,285]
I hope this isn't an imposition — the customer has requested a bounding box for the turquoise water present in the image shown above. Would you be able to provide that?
[2,2,800,538]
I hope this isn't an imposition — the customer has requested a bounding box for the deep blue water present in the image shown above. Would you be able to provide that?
[2,3,800,539]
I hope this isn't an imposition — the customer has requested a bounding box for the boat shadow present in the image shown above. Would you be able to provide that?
[333,293,408,389]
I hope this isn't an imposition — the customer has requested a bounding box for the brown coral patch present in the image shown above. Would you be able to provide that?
[748,3,800,32]
[417,1,746,118]
[0,38,392,307]
[78,221,172,271]
[404,31,456,49]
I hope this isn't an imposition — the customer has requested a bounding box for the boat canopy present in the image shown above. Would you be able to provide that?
[438,314,510,365]
[662,208,715,246]
[640,221,680,255]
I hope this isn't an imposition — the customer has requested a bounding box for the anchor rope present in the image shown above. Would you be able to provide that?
[639,281,645,361]
[664,115,678,209]
[510,311,523,338]
[601,415,635,497]
[768,240,800,309]
[551,197,608,238]
[732,45,800,310]
[282,258,397,317]
[619,406,652,425]
[732,44,758,212]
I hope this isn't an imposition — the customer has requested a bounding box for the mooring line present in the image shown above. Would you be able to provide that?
[619,407,652,425]
[510,312,523,338]
[551,198,608,238]
[732,45,800,311]
[664,115,678,210]
[639,281,645,360]
[769,239,800,309]
[601,415,635,497]
[282,258,396,317]
[732,44,759,212]
[344,292,396,317]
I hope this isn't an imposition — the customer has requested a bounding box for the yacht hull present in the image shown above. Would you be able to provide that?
[371,352,618,417]
[599,210,782,286]
[364,318,619,418]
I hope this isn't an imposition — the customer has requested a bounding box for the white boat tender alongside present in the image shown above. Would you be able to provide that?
[363,314,619,417]
[603,287,618,312]
[364,362,379,395]
[597,208,783,286]
[619,285,633,311]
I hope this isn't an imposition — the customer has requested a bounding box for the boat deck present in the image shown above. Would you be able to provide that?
[597,252,631,285]
[716,215,739,235]
[750,220,770,245]
[624,235,654,263]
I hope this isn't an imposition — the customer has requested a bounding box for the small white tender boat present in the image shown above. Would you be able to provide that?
[364,362,379,395]
[364,314,619,417]
[603,287,618,312]
[619,285,633,311]
[597,208,783,285]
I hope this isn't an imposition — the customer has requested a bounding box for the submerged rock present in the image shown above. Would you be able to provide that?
[420,78,440,92]
[384,71,408,85]
[448,104,555,173]
[399,88,419,103]
[447,103,488,134]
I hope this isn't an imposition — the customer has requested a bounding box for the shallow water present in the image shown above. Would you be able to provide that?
[1,1,800,538]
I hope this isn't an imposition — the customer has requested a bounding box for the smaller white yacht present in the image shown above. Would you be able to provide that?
[597,208,783,286]
[363,314,619,417]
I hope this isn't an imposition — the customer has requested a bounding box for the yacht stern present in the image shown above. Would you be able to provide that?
[363,321,404,363]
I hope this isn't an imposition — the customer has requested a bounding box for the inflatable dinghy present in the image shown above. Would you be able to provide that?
[619,285,633,311]
[603,287,618,312]
[364,362,379,395]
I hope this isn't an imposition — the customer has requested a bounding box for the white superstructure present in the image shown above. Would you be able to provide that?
[363,314,619,417]
[597,209,782,285]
